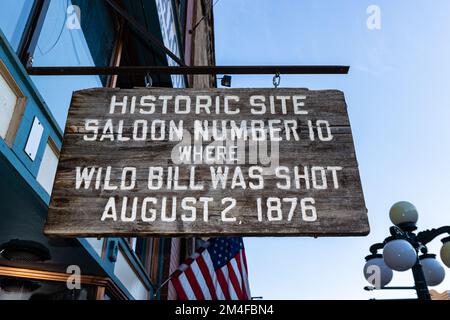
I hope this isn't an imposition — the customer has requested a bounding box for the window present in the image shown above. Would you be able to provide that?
[174,0,188,40]
[85,238,105,258]
[135,238,151,268]
[36,138,59,194]
[0,0,35,51]
[31,0,115,129]
[114,247,149,300]
[127,238,137,251]
[0,60,26,146]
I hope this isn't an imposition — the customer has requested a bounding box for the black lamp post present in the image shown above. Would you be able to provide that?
[364,201,450,300]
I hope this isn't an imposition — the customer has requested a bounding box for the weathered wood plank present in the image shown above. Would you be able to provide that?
[45,88,369,237]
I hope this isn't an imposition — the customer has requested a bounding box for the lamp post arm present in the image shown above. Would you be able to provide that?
[389,225,407,237]
[417,226,450,245]
[369,243,384,254]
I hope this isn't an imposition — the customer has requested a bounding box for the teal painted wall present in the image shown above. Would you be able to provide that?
[0,30,62,205]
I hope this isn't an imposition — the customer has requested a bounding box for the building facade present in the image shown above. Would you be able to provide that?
[0,0,215,300]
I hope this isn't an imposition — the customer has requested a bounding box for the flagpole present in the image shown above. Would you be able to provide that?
[153,273,176,299]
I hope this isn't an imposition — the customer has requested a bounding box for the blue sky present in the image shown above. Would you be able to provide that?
[214,0,450,299]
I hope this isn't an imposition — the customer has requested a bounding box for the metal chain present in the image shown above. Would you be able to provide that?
[273,72,281,88]
[145,73,153,88]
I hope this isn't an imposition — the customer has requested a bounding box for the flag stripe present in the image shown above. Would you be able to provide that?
[171,277,188,300]
[227,260,244,299]
[235,251,248,299]
[184,267,205,300]
[203,251,226,300]
[178,273,196,300]
[220,266,238,300]
[216,267,233,299]
[238,250,251,299]
[242,249,248,273]
[190,260,212,300]
[230,257,243,290]
[196,254,218,299]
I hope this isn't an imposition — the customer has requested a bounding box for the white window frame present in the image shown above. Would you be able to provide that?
[36,137,59,195]
[0,59,26,147]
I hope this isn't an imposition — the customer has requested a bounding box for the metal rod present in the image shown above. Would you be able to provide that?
[417,226,450,245]
[152,273,174,299]
[369,242,384,254]
[27,65,350,76]
[17,0,50,66]
[364,286,416,291]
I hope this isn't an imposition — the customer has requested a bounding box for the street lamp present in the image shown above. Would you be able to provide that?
[363,201,450,300]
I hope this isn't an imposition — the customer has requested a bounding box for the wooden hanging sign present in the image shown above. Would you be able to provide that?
[44,88,369,237]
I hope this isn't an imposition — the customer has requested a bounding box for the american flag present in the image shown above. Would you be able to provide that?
[171,237,251,300]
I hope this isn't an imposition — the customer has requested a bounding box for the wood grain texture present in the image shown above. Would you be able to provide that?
[45,88,369,237]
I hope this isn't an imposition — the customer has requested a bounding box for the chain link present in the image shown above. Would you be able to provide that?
[145,73,153,88]
[273,72,281,88]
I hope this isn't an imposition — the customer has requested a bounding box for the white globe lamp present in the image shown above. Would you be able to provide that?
[363,254,393,288]
[389,201,418,230]
[440,238,450,268]
[419,254,445,286]
[383,239,417,271]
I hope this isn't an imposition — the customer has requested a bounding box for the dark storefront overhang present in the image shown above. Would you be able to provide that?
[0,153,105,276]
